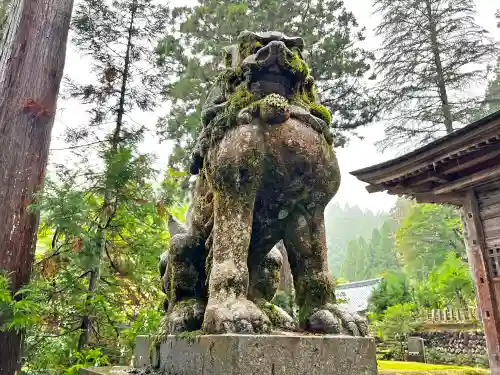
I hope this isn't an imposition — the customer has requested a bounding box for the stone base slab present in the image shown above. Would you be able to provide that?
[79,366,131,375]
[159,333,378,375]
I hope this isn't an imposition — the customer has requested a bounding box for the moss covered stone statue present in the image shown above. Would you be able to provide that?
[158,30,367,337]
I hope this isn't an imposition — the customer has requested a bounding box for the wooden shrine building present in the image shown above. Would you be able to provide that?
[350,110,500,373]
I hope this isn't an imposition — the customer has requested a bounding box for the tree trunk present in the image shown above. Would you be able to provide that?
[77,0,136,350]
[426,0,453,134]
[77,190,114,351]
[0,0,74,373]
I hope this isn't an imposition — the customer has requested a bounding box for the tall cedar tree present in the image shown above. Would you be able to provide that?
[156,0,380,172]
[0,0,73,372]
[476,10,500,117]
[374,0,498,151]
[60,0,169,350]
[484,58,500,115]
[473,56,500,120]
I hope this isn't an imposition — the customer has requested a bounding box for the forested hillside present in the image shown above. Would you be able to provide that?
[324,202,388,277]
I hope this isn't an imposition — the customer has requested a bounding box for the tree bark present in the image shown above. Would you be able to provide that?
[0,0,74,373]
[0,0,12,39]
[426,0,453,134]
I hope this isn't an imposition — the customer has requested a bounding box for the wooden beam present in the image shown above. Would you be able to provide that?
[365,184,387,193]
[412,192,464,205]
[463,190,500,375]
[351,120,500,185]
[444,145,500,174]
[401,170,451,186]
[434,164,500,195]
[361,144,500,192]
[385,182,437,196]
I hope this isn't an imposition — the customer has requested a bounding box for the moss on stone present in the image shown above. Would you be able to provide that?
[178,329,203,344]
[152,315,170,346]
[290,87,333,130]
[238,40,264,57]
[223,51,232,68]
[309,103,332,125]
[257,93,290,124]
[295,274,336,328]
[162,31,347,336]
[261,303,281,327]
[286,52,310,77]
[228,83,259,113]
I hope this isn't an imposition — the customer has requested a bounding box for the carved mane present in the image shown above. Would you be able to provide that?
[189,30,334,175]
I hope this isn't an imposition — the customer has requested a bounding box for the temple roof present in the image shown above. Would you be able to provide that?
[335,277,383,313]
[350,110,500,205]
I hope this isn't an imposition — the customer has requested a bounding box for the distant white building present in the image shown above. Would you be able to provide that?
[335,277,383,316]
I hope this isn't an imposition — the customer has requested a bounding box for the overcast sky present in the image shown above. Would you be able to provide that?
[48,0,500,213]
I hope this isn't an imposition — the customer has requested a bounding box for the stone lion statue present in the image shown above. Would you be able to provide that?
[158,30,367,337]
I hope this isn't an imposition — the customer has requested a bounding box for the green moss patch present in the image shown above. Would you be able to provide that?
[310,103,332,125]
[260,301,282,327]
[178,329,203,344]
[286,52,310,77]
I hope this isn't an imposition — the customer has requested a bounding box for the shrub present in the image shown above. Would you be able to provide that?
[426,348,489,369]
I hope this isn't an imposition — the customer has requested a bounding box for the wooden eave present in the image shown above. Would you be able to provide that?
[350,110,500,205]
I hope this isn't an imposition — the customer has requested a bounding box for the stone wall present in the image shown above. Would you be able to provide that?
[411,331,487,356]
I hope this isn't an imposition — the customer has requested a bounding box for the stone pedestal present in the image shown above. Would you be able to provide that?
[159,333,377,375]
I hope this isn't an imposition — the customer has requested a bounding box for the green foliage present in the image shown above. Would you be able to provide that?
[63,349,109,375]
[335,277,349,285]
[396,204,465,282]
[368,202,475,327]
[66,0,169,127]
[0,272,43,332]
[120,308,163,350]
[368,271,412,317]
[424,253,475,308]
[474,56,500,119]
[23,160,172,371]
[17,0,176,372]
[156,0,380,171]
[474,12,500,119]
[412,252,475,309]
[372,303,419,359]
[426,349,489,369]
[271,291,295,317]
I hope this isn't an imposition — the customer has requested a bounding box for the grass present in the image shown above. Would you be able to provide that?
[378,361,490,375]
